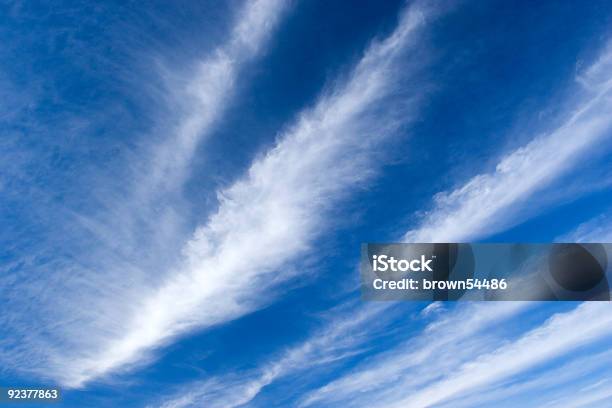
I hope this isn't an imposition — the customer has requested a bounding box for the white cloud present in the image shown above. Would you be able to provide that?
[150,303,524,408]
[288,42,612,408]
[299,302,528,407]
[404,46,612,243]
[151,290,527,407]
[548,379,612,408]
[577,41,612,91]
[437,350,612,408]
[153,302,392,408]
[385,303,612,408]
[557,210,612,243]
[148,40,612,407]
[74,0,289,261]
[419,301,444,317]
[154,374,277,408]
[281,303,612,408]
[30,0,436,388]
[142,0,289,197]
[0,0,287,388]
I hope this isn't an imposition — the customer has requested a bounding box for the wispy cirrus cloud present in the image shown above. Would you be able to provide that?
[152,302,393,408]
[297,43,612,408]
[404,44,612,243]
[151,39,612,408]
[0,0,288,388]
[140,0,289,197]
[3,3,612,408]
[13,0,443,388]
[299,302,529,407]
[152,301,526,408]
[291,302,612,408]
[75,0,290,261]
[436,349,612,408]
[557,210,612,243]
[542,379,612,408]
[384,302,612,408]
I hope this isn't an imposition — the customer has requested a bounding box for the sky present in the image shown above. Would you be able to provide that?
[1,0,612,407]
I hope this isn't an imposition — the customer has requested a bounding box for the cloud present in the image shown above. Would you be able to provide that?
[147,39,612,407]
[435,349,612,408]
[0,0,287,388]
[154,374,277,408]
[404,45,612,243]
[219,41,612,408]
[152,302,393,408]
[154,303,527,408]
[557,210,612,243]
[545,379,612,408]
[299,302,529,407]
[291,303,612,408]
[140,0,289,198]
[73,0,290,262]
[419,301,444,317]
[576,41,612,91]
[11,0,441,388]
[298,52,612,400]
[384,303,612,408]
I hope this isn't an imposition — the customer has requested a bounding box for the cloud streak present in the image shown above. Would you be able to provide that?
[76,0,290,263]
[557,210,612,243]
[388,303,612,408]
[437,349,612,408]
[26,0,440,388]
[178,39,612,408]
[153,302,393,408]
[0,0,287,388]
[299,302,529,407]
[297,43,612,408]
[404,44,612,243]
[141,0,289,197]
[153,302,527,408]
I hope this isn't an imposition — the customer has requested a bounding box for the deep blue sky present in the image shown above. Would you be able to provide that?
[1,1,612,407]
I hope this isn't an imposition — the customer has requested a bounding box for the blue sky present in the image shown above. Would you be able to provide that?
[1,0,612,407]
